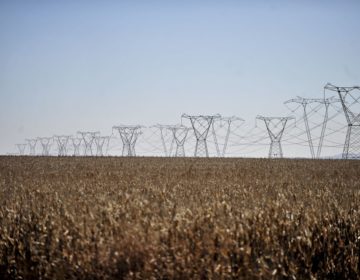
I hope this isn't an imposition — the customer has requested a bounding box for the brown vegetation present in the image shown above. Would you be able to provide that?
[0,156,359,279]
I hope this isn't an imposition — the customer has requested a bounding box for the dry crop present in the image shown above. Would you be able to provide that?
[0,156,360,279]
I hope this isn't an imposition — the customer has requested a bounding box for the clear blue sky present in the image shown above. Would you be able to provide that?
[0,0,359,155]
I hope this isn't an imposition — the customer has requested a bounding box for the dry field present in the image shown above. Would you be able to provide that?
[0,156,360,279]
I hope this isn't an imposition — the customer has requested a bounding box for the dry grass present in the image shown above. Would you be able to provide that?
[0,156,359,279]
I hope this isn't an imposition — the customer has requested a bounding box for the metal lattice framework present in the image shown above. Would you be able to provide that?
[38,137,52,156]
[182,114,221,157]
[26,139,37,155]
[152,125,175,157]
[324,83,360,159]
[71,137,82,156]
[78,131,99,156]
[168,125,190,157]
[54,135,71,156]
[256,116,294,158]
[112,125,142,156]
[94,136,110,156]
[16,144,27,155]
[212,116,245,157]
[284,96,339,158]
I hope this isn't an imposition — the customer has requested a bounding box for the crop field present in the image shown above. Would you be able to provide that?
[0,156,360,279]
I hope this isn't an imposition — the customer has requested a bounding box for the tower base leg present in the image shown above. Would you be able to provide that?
[269,141,283,158]
[195,139,208,157]
[343,125,360,159]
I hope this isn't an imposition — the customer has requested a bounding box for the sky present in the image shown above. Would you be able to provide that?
[0,0,359,156]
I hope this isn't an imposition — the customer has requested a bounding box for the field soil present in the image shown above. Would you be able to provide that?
[0,156,360,279]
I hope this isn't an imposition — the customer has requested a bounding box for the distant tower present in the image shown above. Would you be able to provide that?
[38,137,53,156]
[182,114,221,157]
[324,83,360,159]
[152,124,175,157]
[212,116,244,157]
[168,125,190,157]
[71,137,82,156]
[16,144,27,155]
[284,97,339,158]
[78,131,99,156]
[256,116,294,158]
[26,139,37,155]
[54,135,71,156]
[112,125,143,156]
[94,136,110,156]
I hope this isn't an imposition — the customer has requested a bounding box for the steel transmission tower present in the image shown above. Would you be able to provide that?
[26,139,37,155]
[94,136,110,156]
[38,137,52,156]
[284,97,338,158]
[256,116,294,158]
[152,124,175,156]
[212,116,244,157]
[54,135,70,156]
[112,125,142,156]
[78,131,99,156]
[168,125,190,157]
[324,83,360,159]
[182,114,221,157]
[71,137,82,156]
[16,144,27,155]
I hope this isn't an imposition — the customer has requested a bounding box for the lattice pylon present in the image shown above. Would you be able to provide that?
[26,139,37,155]
[256,116,294,158]
[112,125,143,157]
[130,131,142,156]
[38,137,52,156]
[152,125,175,157]
[182,114,221,157]
[94,136,110,156]
[324,83,360,159]
[78,131,99,156]
[71,137,82,156]
[16,144,27,155]
[212,116,245,157]
[168,125,190,157]
[54,135,70,156]
[284,96,339,159]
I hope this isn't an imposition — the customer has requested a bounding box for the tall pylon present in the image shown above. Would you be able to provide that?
[71,137,82,156]
[182,114,221,157]
[212,116,244,157]
[256,116,294,158]
[54,135,70,156]
[26,139,37,155]
[16,144,27,155]
[38,137,52,156]
[78,131,99,156]
[94,136,110,156]
[112,125,142,156]
[152,124,175,157]
[284,97,339,158]
[168,125,190,157]
[324,83,360,159]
